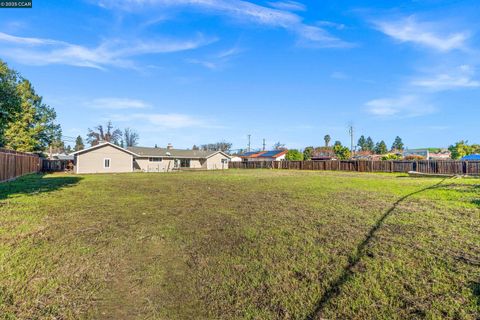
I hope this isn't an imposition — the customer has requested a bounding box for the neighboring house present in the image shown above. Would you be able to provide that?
[71,142,231,174]
[311,148,336,160]
[403,149,429,159]
[403,148,451,160]
[128,145,231,172]
[429,150,452,160]
[50,153,74,161]
[72,143,137,174]
[239,150,287,161]
[461,154,480,161]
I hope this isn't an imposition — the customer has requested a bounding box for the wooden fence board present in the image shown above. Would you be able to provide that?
[0,149,41,182]
[229,160,480,175]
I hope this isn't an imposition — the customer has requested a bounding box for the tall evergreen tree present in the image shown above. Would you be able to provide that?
[391,136,404,151]
[357,135,366,151]
[4,80,61,152]
[0,60,21,146]
[74,135,85,151]
[374,140,388,154]
[366,136,374,152]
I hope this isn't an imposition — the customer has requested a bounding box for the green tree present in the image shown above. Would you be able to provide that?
[333,142,351,160]
[324,135,331,147]
[74,135,85,151]
[4,80,61,152]
[391,136,404,151]
[285,149,304,161]
[303,146,314,160]
[374,140,388,155]
[87,121,122,146]
[365,137,374,152]
[448,140,479,159]
[0,60,21,146]
[357,135,366,151]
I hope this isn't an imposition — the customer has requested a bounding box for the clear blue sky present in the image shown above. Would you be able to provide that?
[1,0,479,150]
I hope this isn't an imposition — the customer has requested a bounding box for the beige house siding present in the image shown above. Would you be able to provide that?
[75,144,133,174]
[135,157,176,172]
[134,154,227,172]
[190,159,203,169]
[205,153,229,170]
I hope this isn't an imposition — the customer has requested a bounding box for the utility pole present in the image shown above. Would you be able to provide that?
[349,124,354,155]
[247,134,251,152]
[262,138,266,151]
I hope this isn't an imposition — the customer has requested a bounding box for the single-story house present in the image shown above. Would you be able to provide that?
[71,142,231,174]
[403,148,451,160]
[311,148,336,161]
[239,150,287,162]
[50,153,74,161]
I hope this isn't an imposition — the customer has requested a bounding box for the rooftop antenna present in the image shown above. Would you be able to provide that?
[248,134,251,152]
[262,138,266,151]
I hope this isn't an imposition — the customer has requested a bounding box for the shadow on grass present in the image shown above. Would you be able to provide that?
[0,173,82,200]
[306,177,450,320]
[471,282,480,307]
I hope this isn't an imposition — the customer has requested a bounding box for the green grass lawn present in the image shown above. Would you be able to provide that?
[0,170,479,319]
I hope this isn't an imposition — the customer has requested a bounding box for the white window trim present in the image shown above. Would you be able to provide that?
[104,158,111,169]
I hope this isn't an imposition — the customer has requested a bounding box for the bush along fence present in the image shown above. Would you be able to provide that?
[0,148,41,182]
[229,160,480,176]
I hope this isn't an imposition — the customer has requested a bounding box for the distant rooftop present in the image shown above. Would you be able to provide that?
[461,154,480,161]
[127,146,221,158]
[240,150,287,158]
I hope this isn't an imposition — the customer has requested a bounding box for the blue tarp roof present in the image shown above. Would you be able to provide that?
[461,154,480,160]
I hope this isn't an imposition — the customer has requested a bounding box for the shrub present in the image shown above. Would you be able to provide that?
[404,155,425,161]
[285,149,304,161]
[381,154,402,161]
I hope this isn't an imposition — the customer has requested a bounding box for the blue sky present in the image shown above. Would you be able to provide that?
[1,0,479,150]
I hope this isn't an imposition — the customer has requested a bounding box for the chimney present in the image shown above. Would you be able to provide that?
[167,143,173,150]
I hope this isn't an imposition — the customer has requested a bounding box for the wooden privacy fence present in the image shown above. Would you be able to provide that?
[0,148,41,182]
[229,160,480,176]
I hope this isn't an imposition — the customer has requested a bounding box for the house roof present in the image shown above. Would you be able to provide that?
[257,150,288,158]
[71,142,139,157]
[126,146,231,159]
[461,154,480,161]
[240,150,287,159]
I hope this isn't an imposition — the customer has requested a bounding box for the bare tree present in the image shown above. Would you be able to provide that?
[124,128,139,147]
[87,121,122,146]
[273,142,286,150]
[200,141,232,151]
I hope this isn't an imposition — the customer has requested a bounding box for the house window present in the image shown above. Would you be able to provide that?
[180,159,190,167]
[221,159,228,164]
[104,158,111,168]
[149,157,162,162]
